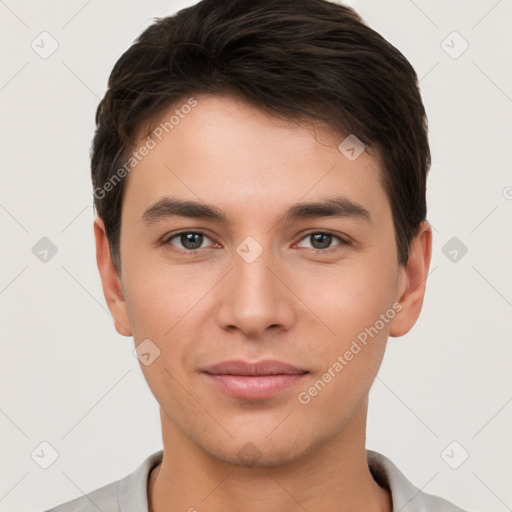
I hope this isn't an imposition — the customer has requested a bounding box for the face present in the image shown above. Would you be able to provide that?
[95,94,430,467]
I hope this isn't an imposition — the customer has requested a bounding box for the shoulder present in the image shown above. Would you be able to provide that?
[41,450,164,512]
[366,450,471,512]
[42,479,120,512]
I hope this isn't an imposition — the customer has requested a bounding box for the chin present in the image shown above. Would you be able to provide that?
[199,426,323,469]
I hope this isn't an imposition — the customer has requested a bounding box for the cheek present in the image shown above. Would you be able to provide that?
[294,265,398,414]
[122,261,185,343]
[122,265,197,410]
[122,260,215,390]
[292,253,399,344]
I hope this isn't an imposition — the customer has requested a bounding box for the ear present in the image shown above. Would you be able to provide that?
[389,221,432,337]
[93,216,132,337]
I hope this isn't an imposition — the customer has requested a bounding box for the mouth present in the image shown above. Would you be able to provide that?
[201,359,309,400]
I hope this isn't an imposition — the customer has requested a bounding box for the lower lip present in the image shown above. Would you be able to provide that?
[203,373,308,400]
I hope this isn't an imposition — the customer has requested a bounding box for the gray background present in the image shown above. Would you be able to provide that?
[1,0,511,511]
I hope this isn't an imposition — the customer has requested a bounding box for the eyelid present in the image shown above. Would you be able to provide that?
[163,229,214,248]
[163,229,350,253]
[294,230,350,250]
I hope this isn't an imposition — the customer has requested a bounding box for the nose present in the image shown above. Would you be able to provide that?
[215,238,296,338]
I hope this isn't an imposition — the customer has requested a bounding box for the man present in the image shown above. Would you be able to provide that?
[46,0,470,510]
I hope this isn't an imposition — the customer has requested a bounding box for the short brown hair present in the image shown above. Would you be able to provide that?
[91,0,430,270]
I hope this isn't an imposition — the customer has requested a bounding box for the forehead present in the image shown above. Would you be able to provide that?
[122,94,389,228]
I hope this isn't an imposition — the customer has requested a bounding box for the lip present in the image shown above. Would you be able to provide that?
[201,359,309,400]
[202,359,307,376]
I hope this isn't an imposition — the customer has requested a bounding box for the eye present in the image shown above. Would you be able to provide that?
[296,232,347,251]
[164,231,214,252]
[162,230,348,254]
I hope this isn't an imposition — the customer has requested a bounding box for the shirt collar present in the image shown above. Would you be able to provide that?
[118,449,447,512]
[118,449,163,512]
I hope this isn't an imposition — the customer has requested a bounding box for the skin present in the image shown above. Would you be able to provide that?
[94,94,432,512]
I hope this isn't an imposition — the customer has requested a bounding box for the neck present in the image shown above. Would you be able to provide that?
[148,401,391,512]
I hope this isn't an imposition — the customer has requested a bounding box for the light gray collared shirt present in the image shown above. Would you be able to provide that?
[43,449,469,512]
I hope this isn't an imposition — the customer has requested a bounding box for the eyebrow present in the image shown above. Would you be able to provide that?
[139,196,372,226]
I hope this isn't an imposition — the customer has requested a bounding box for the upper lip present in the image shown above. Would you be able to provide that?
[202,359,308,376]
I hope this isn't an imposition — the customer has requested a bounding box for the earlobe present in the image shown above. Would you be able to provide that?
[93,217,132,337]
[389,221,432,338]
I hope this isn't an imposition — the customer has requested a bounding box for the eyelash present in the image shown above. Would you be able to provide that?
[162,230,349,255]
